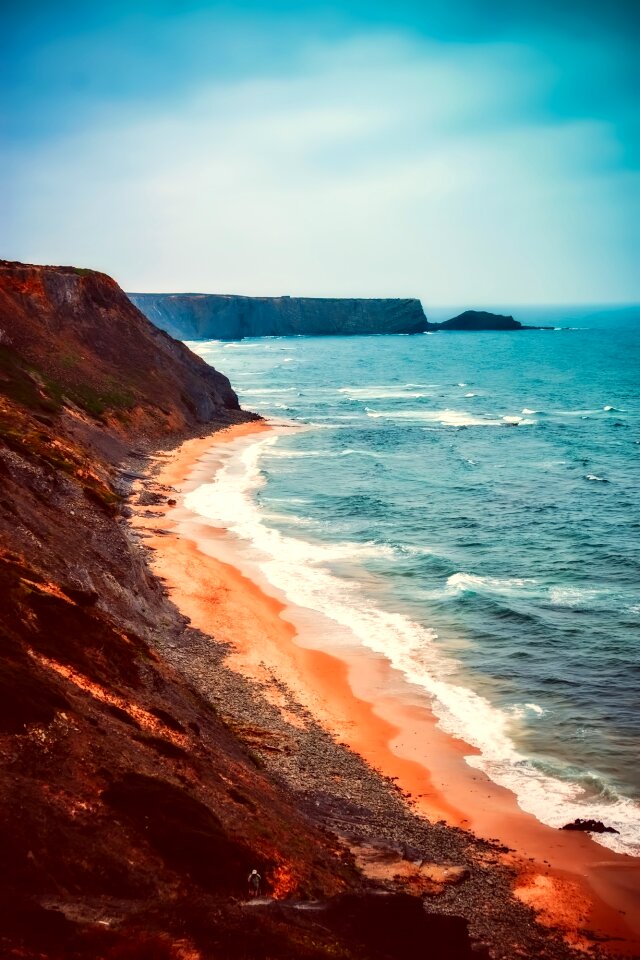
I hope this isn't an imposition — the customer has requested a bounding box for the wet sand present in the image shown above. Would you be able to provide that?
[131,420,640,956]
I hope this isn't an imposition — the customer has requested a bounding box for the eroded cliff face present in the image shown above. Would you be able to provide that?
[0,262,353,956]
[128,292,429,340]
[0,261,241,438]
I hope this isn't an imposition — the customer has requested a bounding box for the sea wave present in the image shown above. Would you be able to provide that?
[446,575,619,614]
[304,414,365,422]
[365,408,537,428]
[261,511,317,527]
[557,409,599,417]
[338,386,430,400]
[184,434,640,856]
[446,573,534,597]
[548,585,610,608]
[264,448,328,458]
[339,448,389,459]
[509,702,545,719]
[367,409,504,427]
[242,387,298,395]
[396,544,440,557]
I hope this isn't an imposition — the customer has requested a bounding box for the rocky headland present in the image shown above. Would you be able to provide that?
[128,294,550,340]
[0,260,623,959]
[128,292,429,339]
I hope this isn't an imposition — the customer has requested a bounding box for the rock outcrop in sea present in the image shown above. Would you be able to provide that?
[426,310,546,331]
[127,292,429,339]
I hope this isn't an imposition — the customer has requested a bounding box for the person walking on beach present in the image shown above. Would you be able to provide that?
[247,868,262,898]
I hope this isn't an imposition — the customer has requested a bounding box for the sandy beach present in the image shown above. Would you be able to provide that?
[130,420,640,958]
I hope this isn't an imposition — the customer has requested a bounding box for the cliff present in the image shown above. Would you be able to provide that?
[0,262,348,957]
[0,261,241,437]
[127,292,429,340]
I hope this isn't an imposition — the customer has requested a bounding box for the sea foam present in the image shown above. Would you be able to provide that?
[367,409,503,427]
[446,573,534,596]
[339,386,430,400]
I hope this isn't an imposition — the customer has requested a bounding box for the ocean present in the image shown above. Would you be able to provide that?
[185,304,640,856]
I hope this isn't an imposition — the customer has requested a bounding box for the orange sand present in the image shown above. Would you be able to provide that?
[133,421,640,955]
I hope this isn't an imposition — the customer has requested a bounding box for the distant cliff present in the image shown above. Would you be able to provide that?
[127,293,429,339]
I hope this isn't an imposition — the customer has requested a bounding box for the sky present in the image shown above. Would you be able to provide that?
[2,0,639,305]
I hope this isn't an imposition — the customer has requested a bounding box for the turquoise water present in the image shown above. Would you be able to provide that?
[187,306,640,854]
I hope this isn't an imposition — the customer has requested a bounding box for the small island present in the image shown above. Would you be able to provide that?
[426,310,549,331]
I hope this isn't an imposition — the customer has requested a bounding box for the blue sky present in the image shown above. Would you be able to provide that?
[2,1,638,304]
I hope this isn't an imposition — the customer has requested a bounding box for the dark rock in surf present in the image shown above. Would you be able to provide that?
[560,818,619,834]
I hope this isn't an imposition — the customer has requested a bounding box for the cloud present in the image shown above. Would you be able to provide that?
[5,31,639,303]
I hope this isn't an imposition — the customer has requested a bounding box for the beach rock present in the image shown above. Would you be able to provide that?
[128,292,429,339]
[560,818,620,834]
[350,840,470,896]
[430,864,471,885]
[137,490,164,505]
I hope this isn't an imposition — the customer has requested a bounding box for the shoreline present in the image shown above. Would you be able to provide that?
[131,419,640,956]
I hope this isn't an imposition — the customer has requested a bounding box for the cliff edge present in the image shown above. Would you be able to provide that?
[128,292,429,339]
[0,261,241,437]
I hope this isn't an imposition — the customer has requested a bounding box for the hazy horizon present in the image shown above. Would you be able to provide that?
[125,288,640,308]
[4,1,639,304]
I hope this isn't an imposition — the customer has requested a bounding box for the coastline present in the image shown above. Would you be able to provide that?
[131,419,640,957]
